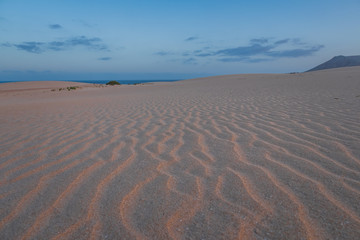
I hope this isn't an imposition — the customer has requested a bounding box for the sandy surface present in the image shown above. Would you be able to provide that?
[0,67,360,240]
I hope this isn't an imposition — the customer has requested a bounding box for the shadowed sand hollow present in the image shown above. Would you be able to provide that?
[1,67,360,239]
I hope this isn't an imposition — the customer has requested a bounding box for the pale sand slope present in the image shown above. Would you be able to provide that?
[0,67,359,240]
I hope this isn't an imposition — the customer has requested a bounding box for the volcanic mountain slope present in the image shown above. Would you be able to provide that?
[307,55,360,72]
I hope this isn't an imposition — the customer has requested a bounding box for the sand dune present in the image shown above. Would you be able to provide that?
[1,67,360,239]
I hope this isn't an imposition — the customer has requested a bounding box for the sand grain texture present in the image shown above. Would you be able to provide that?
[1,68,360,239]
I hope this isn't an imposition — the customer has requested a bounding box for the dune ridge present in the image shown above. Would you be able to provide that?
[1,68,360,239]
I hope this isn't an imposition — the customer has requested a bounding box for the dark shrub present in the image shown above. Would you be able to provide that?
[106,81,121,86]
[67,86,79,91]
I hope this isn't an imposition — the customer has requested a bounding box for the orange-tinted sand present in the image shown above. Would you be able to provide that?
[1,67,360,239]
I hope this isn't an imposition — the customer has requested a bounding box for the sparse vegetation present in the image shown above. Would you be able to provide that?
[127,82,144,86]
[106,81,121,86]
[67,86,79,91]
[52,86,80,92]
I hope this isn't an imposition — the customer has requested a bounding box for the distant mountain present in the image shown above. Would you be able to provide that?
[307,55,360,72]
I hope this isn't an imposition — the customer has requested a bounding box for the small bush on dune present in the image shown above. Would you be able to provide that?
[106,81,121,86]
[67,86,79,91]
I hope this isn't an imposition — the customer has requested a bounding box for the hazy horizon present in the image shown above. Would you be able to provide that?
[1,0,359,81]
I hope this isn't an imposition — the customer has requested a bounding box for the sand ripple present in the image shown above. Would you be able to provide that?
[1,69,360,239]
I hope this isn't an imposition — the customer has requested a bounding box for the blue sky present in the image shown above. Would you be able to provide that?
[1,0,359,81]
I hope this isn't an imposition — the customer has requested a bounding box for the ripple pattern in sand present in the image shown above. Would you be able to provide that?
[1,73,360,239]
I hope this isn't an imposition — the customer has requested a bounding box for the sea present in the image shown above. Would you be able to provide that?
[0,79,182,84]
